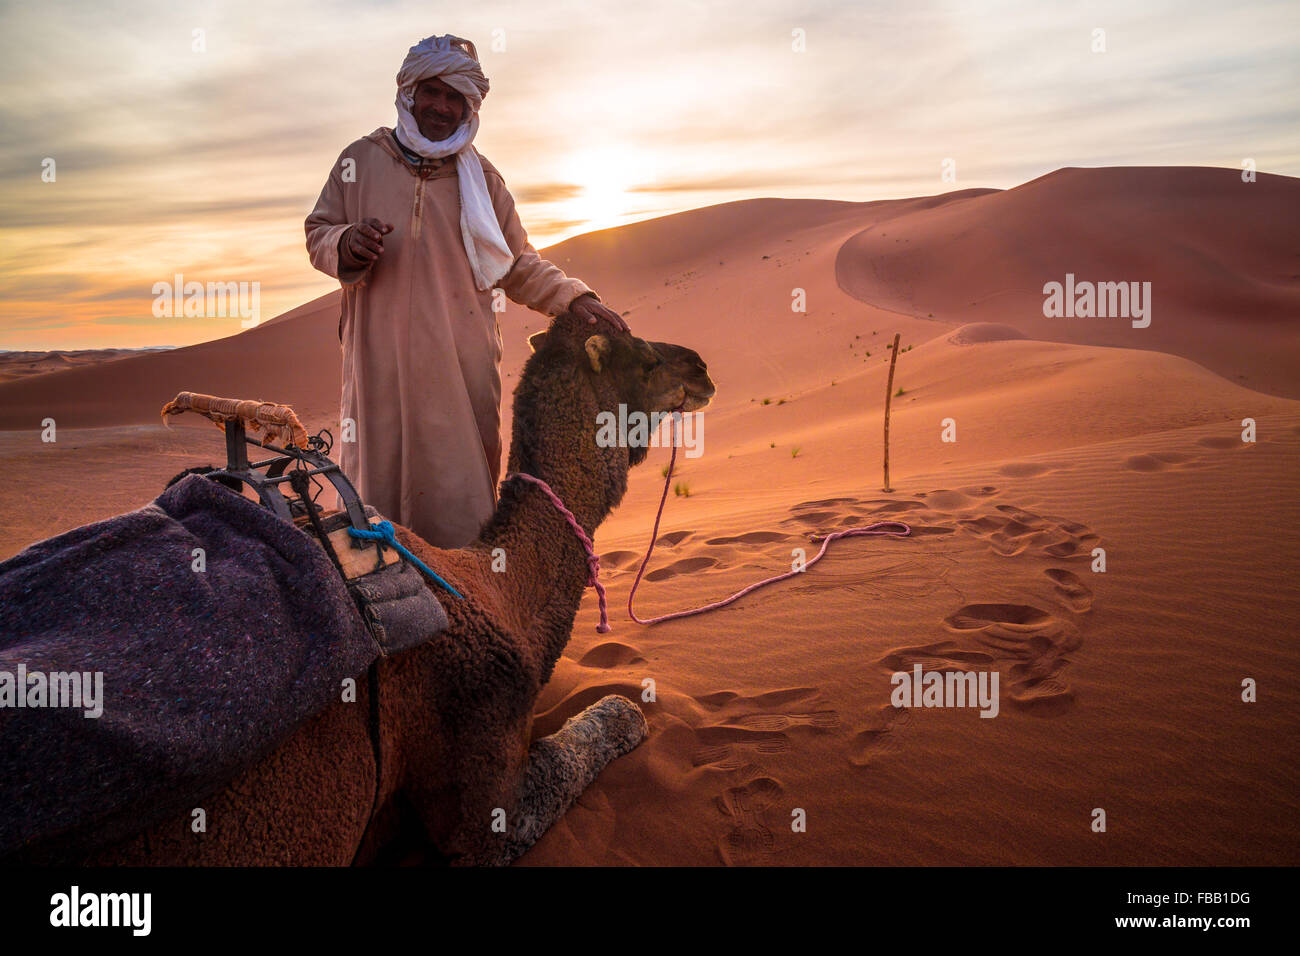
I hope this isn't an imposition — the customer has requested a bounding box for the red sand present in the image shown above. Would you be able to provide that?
[2,166,1296,865]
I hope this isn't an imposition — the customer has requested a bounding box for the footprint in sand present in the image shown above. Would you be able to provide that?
[705,530,792,546]
[848,496,1100,722]
[958,505,1100,560]
[645,555,718,582]
[782,497,954,542]
[848,704,913,766]
[1006,674,1075,716]
[691,737,790,770]
[655,530,693,547]
[893,524,956,536]
[1123,452,1194,472]
[689,692,814,864]
[959,515,1006,534]
[690,687,834,770]
[1042,535,1100,559]
[598,549,642,571]
[785,509,840,527]
[792,497,861,509]
[576,641,648,669]
[998,461,1056,478]
[944,602,1081,654]
[1197,435,1240,450]
[878,641,997,673]
[1045,568,1094,613]
[1123,454,1169,472]
[945,602,1054,629]
[864,499,915,515]
[829,512,954,536]
[939,602,1082,713]
[726,710,841,733]
[715,774,785,865]
[912,489,973,510]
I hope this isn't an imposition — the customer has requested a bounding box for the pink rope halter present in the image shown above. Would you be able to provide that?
[505,409,911,632]
[504,470,613,633]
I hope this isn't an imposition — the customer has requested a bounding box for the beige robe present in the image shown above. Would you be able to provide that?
[305,128,595,547]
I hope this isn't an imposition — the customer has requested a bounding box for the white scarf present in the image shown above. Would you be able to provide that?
[394,35,515,291]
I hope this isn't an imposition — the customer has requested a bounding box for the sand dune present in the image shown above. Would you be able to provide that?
[1,166,1296,866]
[836,166,1300,397]
[0,311,343,433]
[0,347,172,384]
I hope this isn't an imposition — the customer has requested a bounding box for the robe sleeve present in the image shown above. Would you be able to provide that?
[483,164,598,316]
[304,148,372,287]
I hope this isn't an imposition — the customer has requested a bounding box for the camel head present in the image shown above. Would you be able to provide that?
[505,313,713,522]
[527,313,714,464]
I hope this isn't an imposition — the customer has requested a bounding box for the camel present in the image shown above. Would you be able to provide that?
[18,311,715,866]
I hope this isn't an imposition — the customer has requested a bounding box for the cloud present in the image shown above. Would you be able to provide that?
[0,0,1296,348]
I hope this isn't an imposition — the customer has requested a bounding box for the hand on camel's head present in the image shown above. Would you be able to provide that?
[569,294,630,333]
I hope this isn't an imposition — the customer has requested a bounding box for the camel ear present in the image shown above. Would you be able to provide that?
[584,334,610,373]
[528,330,548,353]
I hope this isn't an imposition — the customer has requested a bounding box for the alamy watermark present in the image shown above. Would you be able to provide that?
[891,663,999,718]
[50,886,150,936]
[595,404,704,458]
[0,665,104,718]
[152,272,260,328]
[1042,273,1151,328]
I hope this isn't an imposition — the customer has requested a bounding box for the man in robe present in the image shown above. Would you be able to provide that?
[305,34,627,548]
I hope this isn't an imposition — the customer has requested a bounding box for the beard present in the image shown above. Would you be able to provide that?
[418,115,460,142]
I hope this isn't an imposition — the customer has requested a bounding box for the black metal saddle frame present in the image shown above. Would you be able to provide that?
[206,416,372,552]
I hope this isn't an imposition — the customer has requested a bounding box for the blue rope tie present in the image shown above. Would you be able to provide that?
[348,520,464,599]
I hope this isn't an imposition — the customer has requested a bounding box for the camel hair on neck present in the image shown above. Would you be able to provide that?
[24,309,715,867]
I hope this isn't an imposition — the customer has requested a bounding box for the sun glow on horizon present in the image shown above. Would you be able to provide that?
[1,0,1297,349]
[560,146,659,230]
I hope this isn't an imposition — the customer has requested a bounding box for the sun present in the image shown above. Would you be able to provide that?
[562,147,652,229]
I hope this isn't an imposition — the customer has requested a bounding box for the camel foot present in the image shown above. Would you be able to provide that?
[580,693,649,756]
[498,695,647,864]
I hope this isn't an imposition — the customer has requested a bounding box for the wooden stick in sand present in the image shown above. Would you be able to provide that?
[882,332,901,492]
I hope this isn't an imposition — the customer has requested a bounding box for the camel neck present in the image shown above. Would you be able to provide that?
[474,339,628,647]
[477,469,610,657]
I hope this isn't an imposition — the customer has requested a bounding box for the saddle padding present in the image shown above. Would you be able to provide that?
[298,504,451,656]
[0,473,383,858]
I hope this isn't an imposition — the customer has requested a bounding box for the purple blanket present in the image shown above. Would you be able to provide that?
[0,473,382,859]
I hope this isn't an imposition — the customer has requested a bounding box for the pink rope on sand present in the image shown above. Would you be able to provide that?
[508,408,911,633]
[625,412,910,626]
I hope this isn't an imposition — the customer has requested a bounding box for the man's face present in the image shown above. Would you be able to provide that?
[412,77,467,142]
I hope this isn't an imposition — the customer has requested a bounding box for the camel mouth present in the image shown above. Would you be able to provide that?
[677,383,715,413]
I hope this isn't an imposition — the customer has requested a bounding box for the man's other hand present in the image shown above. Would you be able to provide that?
[570,293,630,333]
[342,218,394,268]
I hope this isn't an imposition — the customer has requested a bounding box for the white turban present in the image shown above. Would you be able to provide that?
[394,35,514,291]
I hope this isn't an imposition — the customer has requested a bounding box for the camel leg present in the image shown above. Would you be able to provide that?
[500,694,647,865]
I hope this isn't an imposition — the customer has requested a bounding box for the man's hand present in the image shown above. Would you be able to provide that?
[341,217,394,269]
[570,293,630,333]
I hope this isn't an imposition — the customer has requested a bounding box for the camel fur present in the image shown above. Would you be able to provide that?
[14,311,714,867]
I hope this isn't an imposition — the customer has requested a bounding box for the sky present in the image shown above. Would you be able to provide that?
[0,0,1296,350]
